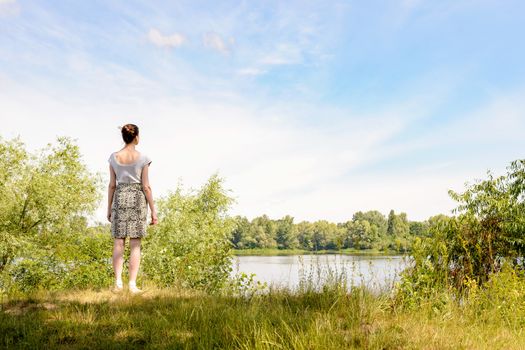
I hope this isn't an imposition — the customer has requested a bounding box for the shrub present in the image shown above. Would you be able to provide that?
[141,173,236,293]
[394,159,525,307]
[0,136,103,295]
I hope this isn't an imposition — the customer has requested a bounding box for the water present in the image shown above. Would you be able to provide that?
[230,254,410,292]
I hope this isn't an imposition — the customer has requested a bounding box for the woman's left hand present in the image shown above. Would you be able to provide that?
[150,212,158,225]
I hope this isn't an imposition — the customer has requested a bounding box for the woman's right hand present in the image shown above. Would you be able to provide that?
[150,212,158,225]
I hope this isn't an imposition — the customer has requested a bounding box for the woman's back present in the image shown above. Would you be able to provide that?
[108,151,152,184]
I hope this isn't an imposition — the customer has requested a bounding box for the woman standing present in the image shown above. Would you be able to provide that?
[107,123,158,294]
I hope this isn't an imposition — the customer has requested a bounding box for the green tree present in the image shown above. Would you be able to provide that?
[297,221,315,250]
[249,215,277,248]
[230,215,250,249]
[350,220,377,249]
[0,135,104,293]
[409,221,427,237]
[387,209,395,235]
[353,210,388,236]
[398,159,525,300]
[309,220,340,250]
[275,215,298,249]
[340,220,354,249]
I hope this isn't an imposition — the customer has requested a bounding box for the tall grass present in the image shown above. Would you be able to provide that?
[3,255,525,349]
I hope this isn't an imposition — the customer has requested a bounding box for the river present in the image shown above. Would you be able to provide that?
[230,254,410,292]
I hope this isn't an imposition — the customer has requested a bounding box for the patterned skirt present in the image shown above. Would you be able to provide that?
[111,182,148,239]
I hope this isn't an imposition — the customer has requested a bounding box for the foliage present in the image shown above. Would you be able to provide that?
[230,210,426,253]
[465,260,525,326]
[395,159,525,305]
[0,135,105,294]
[141,173,236,293]
[275,215,299,249]
[223,271,268,299]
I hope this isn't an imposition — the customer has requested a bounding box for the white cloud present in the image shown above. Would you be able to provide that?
[203,32,231,54]
[237,43,304,76]
[455,90,525,142]
[0,0,19,17]
[259,44,303,66]
[2,67,523,225]
[148,28,185,48]
[401,0,423,10]
[388,88,525,161]
[237,68,266,76]
[259,171,463,223]
[0,71,434,225]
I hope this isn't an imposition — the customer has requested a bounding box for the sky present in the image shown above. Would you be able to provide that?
[1,0,524,225]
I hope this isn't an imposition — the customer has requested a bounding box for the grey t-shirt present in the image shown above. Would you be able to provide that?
[108,152,152,184]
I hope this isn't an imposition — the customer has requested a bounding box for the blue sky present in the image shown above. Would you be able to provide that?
[1,0,524,223]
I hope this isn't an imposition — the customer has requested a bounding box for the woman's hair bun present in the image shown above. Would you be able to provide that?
[121,123,139,144]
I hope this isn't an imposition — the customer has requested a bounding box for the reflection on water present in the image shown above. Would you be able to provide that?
[230,254,411,292]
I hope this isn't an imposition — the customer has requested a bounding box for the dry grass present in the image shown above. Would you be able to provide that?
[2,285,525,349]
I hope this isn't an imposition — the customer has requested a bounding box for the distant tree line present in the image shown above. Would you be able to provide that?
[230,210,450,253]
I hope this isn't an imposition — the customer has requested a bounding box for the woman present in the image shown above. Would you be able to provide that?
[107,123,158,294]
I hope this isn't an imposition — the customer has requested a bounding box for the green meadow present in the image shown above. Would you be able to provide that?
[3,277,525,349]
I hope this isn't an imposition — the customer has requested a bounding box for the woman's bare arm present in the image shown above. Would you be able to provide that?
[107,164,117,222]
[141,164,158,225]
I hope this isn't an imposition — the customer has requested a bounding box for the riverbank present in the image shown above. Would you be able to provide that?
[232,247,403,256]
[2,285,524,349]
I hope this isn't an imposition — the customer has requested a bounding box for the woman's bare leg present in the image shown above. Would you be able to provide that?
[129,238,141,285]
[112,238,125,284]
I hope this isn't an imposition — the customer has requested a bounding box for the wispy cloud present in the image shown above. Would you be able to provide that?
[237,68,266,76]
[0,0,19,17]
[401,0,423,10]
[0,68,452,223]
[418,88,525,148]
[259,44,303,66]
[148,28,185,48]
[202,31,232,54]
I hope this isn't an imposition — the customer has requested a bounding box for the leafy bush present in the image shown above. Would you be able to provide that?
[465,261,525,326]
[395,159,525,306]
[0,135,103,295]
[223,271,268,299]
[141,174,236,293]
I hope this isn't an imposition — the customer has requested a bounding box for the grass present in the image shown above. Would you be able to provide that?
[2,254,524,349]
[232,248,401,256]
[2,281,525,349]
